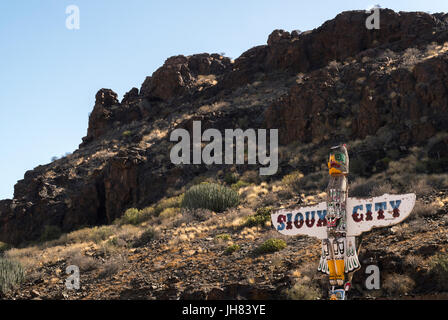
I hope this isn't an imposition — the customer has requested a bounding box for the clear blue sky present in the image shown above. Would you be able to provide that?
[0,0,446,200]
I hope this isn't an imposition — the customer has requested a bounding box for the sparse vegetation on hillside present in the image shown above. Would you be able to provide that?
[282,171,304,192]
[115,208,152,226]
[242,207,272,228]
[225,244,240,254]
[133,227,159,247]
[256,238,287,254]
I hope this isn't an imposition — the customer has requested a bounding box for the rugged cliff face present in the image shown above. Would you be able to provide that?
[1,9,448,245]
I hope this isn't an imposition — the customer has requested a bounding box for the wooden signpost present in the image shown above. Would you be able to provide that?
[271,144,416,300]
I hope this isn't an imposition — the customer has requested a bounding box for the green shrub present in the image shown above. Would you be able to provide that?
[115,207,153,225]
[90,226,115,243]
[106,237,119,247]
[0,258,25,294]
[215,233,231,241]
[67,225,116,244]
[225,244,240,254]
[40,225,62,242]
[224,172,239,185]
[256,238,286,254]
[429,254,448,290]
[154,195,184,216]
[182,183,239,213]
[231,180,250,191]
[122,130,132,137]
[118,208,140,225]
[159,207,179,220]
[140,206,156,217]
[243,207,272,227]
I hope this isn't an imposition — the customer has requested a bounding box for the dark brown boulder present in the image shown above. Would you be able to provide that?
[267,29,292,46]
[224,9,446,88]
[141,53,231,101]
[82,89,120,144]
[266,49,448,146]
[121,87,139,104]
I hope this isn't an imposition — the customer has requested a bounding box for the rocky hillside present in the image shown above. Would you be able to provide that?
[1,9,448,300]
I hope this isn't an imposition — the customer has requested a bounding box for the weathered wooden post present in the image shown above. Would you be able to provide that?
[271,144,416,300]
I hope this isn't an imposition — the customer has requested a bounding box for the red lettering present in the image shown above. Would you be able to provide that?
[353,213,363,222]
[294,213,304,229]
[393,208,400,218]
[317,219,327,227]
[305,218,315,228]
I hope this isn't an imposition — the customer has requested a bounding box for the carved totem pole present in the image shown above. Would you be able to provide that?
[271,144,416,300]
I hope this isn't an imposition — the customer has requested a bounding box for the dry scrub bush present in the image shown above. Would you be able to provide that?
[406,178,434,196]
[241,170,260,184]
[171,208,214,228]
[99,255,126,278]
[67,225,116,244]
[369,182,397,197]
[404,254,426,269]
[132,227,159,247]
[282,171,304,193]
[349,178,376,197]
[284,282,321,300]
[382,273,415,296]
[412,201,438,219]
[404,217,432,234]
[69,253,99,272]
[284,261,322,300]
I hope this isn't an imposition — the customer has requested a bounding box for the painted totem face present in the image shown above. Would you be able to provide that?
[326,212,339,228]
[326,201,339,228]
[328,145,349,175]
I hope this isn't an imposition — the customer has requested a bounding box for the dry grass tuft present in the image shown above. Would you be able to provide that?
[382,273,415,296]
